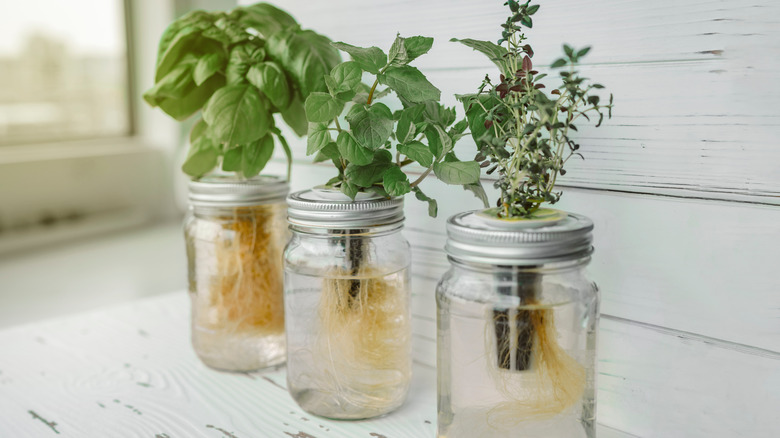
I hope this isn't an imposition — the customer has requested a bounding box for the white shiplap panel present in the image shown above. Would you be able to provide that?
[260,0,780,202]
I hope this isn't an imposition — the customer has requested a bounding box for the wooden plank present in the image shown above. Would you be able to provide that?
[257,0,780,203]
[0,292,636,437]
[268,160,780,353]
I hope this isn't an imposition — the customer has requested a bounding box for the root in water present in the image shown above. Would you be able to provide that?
[314,266,411,410]
[195,204,286,335]
[486,301,585,426]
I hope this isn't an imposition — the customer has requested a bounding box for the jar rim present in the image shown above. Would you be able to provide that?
[286,189,405,229]
[188,174,289,207]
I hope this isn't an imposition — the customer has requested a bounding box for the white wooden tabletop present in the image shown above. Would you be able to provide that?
[0,291,633,437]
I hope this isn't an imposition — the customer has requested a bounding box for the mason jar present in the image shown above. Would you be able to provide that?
[284,188,412,420]
[437,211,599,438]
[184,175,289,372]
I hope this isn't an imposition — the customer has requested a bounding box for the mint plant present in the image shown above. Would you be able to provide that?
[144,3,340,179]
[304,34,486,217]
[453,0,613,218]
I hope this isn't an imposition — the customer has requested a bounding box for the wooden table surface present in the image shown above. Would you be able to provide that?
[0,292,633,437]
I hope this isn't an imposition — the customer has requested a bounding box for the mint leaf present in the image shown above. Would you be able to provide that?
[425,124,452,160]
[193,53,225,86]
[242,135,275,177]
[433,161,480,184]
[340,181,359,200]
[182,135,219,177]
[247,61,291,110]
[412,186,438,217]
[316,142,340,162]
[403,36,434,62]
[306,122,332,155]
[329,61,362,94]
[331,42,387,74]
[450,38,509,74]
[397,141,433,168]
[222,145,242,172]
[388,35,408,65]
[383,166,411,197]
[344,152,393,187]
[304,92,344,123]
[396,106,424,144]
[348,103,394,150]
[463,182,489,208]
[203,84,270,145]
[337,131,373,165]
[380,65,440,103]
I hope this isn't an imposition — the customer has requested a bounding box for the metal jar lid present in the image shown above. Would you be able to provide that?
[188,175,289,207]
[445,210,594,265]
[286,188,404,229]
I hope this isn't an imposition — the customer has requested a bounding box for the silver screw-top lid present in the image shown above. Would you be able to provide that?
[188,175,289,207]
[286,187,404,229]
[445,210,594,265]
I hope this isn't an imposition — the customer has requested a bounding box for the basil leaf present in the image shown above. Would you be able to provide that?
[336,131,373,165]
[331,42,387,74]
[306,122,332,155]
[412,186,438,218]
[182,135,219,177]
[397,141,433,168]
[304,92,344,123]
[403,36,434,62]
[155,11,216,81]
[247,61,291,110]
[379,65,440,103]
[221,146,243,172]
[383,166,411,197]
[194,53,226,86]
[238,3,298,38]
[242,135,275,178]
[203,84,270,145]
[226,44,265,85]
[144,62,194,105]
[433,161,481,185]
[157,74,225,121]
[450,38,509,74]
[267,29,341,98]
[189,118,208,143]
[281,95,308,137]
[348,103,394,150]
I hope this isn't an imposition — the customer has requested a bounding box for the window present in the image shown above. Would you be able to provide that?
[0,0,131,145]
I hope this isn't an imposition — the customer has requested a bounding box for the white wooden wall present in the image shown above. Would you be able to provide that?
[246,0,780,436]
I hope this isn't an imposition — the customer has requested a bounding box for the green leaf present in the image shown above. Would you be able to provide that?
[190,118,208,143]
[247,61,291,110]
[433,161,480,185]
[274,132,293,180]
[242,135,275,177]
[193,53,226,86]
[463,182,489,208]
[563,44,574,58]
[203,84,270,145]
[340,181,359,200]
[306,122,332,155]
[412,186,438,218]
[328,61,362,94]
[577,46,591,58]
[397,141,433,168]
[222,146,243,172]
[156,74,225,121]
[281,95,308,137]
[425,124,452,160]
[304,92,345,123]
[331,42,387,74]
[379,66,440,103]
[238,3,298,38]
[348,103,394,150]
[336,131,373,165]
[154,11,220,82]
[527,4,540,14]
[383,166,411,197]
[144,61,196,105]
[403,36,434,62]
[314,142,340,163]
[225,44,266,85]
[395,111,416,144]
[344,152,393,187]
[267,29,341,98]
[463,94,501,145]
[450,38,509,74]
[550,58,567,68]
[388,35,408,65]
[182,135,219,177]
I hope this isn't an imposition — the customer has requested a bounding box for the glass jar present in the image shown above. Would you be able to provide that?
[437,211,599,438]
[184,175,289,372]
[284,188,412,420]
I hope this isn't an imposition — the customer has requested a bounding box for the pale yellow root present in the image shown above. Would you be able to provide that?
[201,204,286,335]
[315,266,411,409]
[486,303,586,426]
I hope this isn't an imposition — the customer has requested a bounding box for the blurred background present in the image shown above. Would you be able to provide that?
[0,0,237,328]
